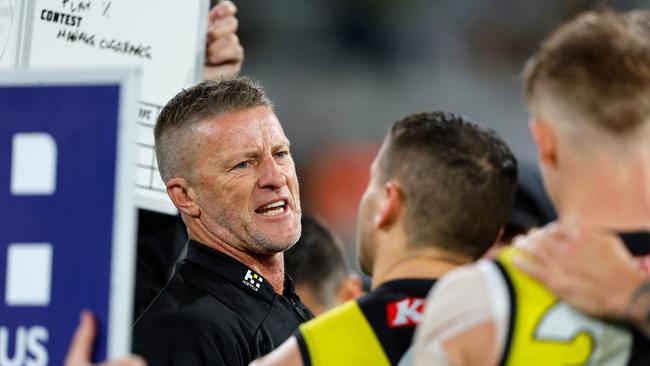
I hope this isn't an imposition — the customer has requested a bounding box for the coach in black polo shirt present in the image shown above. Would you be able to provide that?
[132,78,313,366]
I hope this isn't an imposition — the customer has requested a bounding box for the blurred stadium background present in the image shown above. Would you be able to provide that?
[229,0,650,262]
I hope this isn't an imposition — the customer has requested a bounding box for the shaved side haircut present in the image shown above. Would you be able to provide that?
[155,77,273,183]
[379,112,518,259]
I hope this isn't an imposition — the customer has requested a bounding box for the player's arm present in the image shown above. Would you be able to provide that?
[514,223,650,338]
[412,263,507,366]
[249,337,303,366]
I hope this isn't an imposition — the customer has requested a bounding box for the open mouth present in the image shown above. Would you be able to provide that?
[255,200,288,217]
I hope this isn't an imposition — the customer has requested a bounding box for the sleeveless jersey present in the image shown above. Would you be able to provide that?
[295,279,435,366]
[494,247,650,366]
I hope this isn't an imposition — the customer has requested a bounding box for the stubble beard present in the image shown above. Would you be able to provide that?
[241,212,302,254]
[208,203,302,255]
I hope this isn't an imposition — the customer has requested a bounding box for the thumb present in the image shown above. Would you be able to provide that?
[64,310,96,366]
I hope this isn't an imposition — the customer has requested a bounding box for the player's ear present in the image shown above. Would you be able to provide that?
[375,181,402,230]
[167,177,200,217]
[529,119,558,170]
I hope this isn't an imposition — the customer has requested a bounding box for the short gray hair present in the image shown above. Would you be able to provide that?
[154,77,274,183]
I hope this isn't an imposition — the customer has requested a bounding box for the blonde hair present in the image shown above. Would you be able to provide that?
[524,10,650,137]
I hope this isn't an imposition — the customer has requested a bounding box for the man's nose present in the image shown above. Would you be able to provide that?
[258,157,286,189]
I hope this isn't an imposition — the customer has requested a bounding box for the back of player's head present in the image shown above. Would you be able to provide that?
[524,10,650,141]
[379,112,518,259]
[284,215,348,310]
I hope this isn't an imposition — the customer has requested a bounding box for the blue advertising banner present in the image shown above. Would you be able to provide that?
[0,70,138,365]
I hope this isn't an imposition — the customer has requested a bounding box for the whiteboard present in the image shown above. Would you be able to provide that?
[0,0,23,69]
[19,0,209,214]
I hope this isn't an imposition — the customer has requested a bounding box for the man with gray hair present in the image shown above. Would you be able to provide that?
[132,77,313,366]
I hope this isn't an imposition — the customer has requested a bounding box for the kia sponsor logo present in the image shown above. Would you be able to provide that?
[386,298,426,328]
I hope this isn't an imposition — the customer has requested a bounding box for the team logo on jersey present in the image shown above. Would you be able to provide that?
[386,297,426,328]
[243,269,264,292]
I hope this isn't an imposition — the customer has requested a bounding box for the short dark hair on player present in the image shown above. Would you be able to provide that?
[379,112,518,259]
[284,215,348,309]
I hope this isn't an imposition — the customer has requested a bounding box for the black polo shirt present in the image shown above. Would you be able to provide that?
[132,240,314,366]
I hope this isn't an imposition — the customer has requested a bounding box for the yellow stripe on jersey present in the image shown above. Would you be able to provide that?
[496,247,632,365]
[299,300,391,366]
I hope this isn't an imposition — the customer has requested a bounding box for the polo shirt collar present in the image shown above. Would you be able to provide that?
[184,239,297,302]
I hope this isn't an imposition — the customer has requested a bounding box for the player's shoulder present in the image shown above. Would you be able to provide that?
[430,259,504,298]
[298,298,370,348]
[421,258,511,334]
[298,298,393,366]
[415,259,512,358]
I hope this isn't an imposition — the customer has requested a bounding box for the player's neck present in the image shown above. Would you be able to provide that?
[557,152,650,231]
[187,222,285,294]
[370,246,470,291]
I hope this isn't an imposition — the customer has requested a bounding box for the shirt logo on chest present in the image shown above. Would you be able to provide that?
[243,269,264,292]
[386,297,426,328]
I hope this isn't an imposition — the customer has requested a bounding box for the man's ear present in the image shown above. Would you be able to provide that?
[375,181,402,230]
[529,119,558,169]
[166,177,200,217]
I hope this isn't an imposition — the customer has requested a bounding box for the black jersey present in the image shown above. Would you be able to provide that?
[132,240,313,366]
[295,279,436,366]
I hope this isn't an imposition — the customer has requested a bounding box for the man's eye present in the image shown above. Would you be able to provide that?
[235,161,249,169]
[275,151,288,158]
